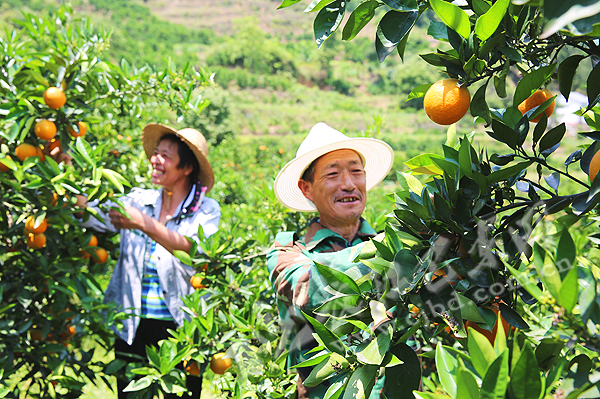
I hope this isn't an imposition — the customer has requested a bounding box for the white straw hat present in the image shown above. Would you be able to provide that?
[142,123,215,192]
[274,122,394,211]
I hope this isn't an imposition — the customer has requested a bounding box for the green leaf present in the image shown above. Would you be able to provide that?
[558,55,586,100]
[356,325,392,365]
[508,344,542,399]
[277,0,302,9]
[174,250,193,266]
[75,138,96,167]
[375,10,418,62]
[505,264,544,301]
[394,249,421,294]
[429,0,471,39]
[303,312,348,356]
[314,0,346,48]
[538,123,566,155]
[381,0,418,11]
[512,63,556,107]
[435,345,458,397]
[384,342,421,396]
[407,83,432,100]
[485,161,533,185]
[488,119,518,150]
[101,168,127,193]
[315,262,361,295]
[541,0,600,38]
[535,248,562,300]
[558,262,579,313]
[305,0,335,13]
[458,138,473,178]
[427,20,449,40]
[471,81,492,124]
[467,326,496,377]
[586,62,600,111]
[457,294,485,323]
[555,229,576,280]
[474,0,509,41]
[342,0,380,41]
[304,353,349,387]
[455,366,480,399]
[342,365,378,399]
[481,350,509,399]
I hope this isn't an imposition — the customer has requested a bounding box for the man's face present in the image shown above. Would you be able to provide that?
[299,149,367,227]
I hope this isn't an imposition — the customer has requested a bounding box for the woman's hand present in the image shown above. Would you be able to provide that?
[109,207,146,230]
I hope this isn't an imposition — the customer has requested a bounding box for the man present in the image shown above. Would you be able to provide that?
[267,122,394,398]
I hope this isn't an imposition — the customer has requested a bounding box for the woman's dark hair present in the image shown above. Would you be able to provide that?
[158,133,200,184]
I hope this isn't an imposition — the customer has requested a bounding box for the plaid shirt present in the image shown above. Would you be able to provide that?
[267,218,381,398]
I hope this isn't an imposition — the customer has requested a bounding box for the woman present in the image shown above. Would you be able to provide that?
[79,123,220,398]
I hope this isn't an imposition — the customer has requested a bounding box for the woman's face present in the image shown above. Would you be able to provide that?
[150,139,191,189]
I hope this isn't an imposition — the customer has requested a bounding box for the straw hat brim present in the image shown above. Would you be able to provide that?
[141,123,215,192]
[274,138,394,212]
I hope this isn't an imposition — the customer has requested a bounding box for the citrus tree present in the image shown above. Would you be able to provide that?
[0,5,213,397]
[255,0,600,398]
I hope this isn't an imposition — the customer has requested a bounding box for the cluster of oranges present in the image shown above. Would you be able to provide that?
[184,353,233,376]
[0,86,87,173]
[25,215,48,249]
[422,78,555,126]
[79,234,109,264]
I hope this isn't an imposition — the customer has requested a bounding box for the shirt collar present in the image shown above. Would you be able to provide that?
[302,217,377,250]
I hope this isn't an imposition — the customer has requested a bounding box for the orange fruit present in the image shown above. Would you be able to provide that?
[25,216,47,234]
[423,78,471,125]
[43,87,67,109]
[589,150,600,183]
[210,353,232,375]
[87,234,98,247]
[190,275,207,290]
[15,143,39,161]
[34,120,57,140]
[184,359,201,376]
[68,121,87,138]
[465,303,511,345]
[27,232,47,249]
[93,247,108,264]
[518,88,555,123]
[0,156,12,172]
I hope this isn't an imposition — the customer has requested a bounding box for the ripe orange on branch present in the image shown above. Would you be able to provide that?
[190,275,207,289]
[25,216,47,234]
[517,88,555,123]
[68,121,87,138]
[15,143,39,161]
[210,352,232,374]
[93,247,109,264]
[0,156,12,172]
[43,87,67,109]
[423,78,471,125]
[589,150,600,183]
[35,119,57,140]
[184,359,201,376]
[27,232,47,249]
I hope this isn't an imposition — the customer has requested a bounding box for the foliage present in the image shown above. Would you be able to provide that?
[266,0,600,398]
[0,5,213,397]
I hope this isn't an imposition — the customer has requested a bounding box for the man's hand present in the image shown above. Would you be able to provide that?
[43,140,73,165]
[109,207,146,230]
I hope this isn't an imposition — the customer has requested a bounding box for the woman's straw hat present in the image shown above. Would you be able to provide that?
[274,122,394,211]
[142,123,215,192]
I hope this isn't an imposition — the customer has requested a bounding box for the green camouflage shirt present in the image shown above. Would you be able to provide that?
[267,218,384,398]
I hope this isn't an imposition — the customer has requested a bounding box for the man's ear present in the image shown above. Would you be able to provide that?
[298,179,314,202]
